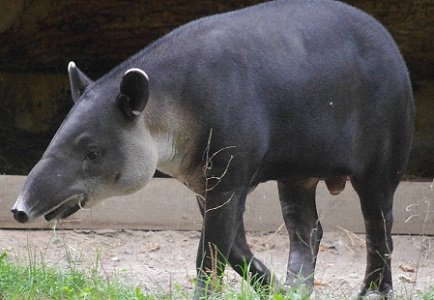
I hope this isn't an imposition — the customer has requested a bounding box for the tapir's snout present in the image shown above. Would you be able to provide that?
[11,156,89,223]
[11,184,87,223]
[11,192,33,223]
[11,208,29,223]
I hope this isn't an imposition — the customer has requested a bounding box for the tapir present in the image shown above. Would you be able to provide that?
[11,0,414,298]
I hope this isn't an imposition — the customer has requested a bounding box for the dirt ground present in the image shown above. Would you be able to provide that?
[0,229,432,298]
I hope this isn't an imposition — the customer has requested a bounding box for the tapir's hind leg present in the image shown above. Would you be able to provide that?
[195,196,276,292]
[277,178,322,292]
[351,174,397,298]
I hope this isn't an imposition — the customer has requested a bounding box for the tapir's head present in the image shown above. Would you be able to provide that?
[11,62,158,223]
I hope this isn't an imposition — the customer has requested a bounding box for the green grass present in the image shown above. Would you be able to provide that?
[0,248,310,300]
[0,250,433,299]
[0,251,147,300]
[423,289,434,300]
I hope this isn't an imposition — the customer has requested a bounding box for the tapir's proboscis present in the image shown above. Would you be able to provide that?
[11,1,414,299]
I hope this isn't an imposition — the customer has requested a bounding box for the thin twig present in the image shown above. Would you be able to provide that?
[204,193,235,214]
[206,155,234,191]
[261,223,285,245]
[198,129,236,263]
[412,178,434,292]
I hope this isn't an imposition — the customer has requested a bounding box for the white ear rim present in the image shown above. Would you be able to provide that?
[124,68,149,81]
[68,61,76,73]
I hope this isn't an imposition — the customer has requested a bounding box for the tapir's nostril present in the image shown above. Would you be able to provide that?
[11,209,29,223]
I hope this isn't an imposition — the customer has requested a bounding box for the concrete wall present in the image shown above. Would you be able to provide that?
[0,176,432,234]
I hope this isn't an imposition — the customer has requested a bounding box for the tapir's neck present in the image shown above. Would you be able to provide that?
[106,40,204,181]
[152,128,178,177]
[144,91,200,181]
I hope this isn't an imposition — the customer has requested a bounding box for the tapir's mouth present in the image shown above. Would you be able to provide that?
[44,194,87,221]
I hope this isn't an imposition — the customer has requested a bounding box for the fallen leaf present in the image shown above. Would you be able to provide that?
[314,280,329,288]
[145,242,160,252]
[399,264,416,273]
[319,245,336,252]
[398,274,415,284]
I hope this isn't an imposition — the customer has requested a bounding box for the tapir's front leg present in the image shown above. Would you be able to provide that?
[196,196,276,293]
[194,189,247,299]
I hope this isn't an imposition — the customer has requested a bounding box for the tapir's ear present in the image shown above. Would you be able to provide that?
[118,68,149,120]
[68,61,93,103]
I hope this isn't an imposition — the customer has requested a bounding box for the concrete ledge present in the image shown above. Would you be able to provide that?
[0,175,432,234]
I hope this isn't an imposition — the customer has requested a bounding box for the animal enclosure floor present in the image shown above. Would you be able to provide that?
[0,229,432,298]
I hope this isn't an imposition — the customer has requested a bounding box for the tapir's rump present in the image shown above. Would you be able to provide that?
[12,1,414,299]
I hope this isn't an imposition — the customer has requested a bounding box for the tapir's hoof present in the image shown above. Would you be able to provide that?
[282,282,313,297]
[359,290,394,300]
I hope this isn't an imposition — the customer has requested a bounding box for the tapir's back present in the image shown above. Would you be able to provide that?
[124,0,414,182]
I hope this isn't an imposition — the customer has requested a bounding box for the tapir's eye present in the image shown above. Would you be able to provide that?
[85,151,101,161]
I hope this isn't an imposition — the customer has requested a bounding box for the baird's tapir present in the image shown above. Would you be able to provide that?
[12,0,414,298]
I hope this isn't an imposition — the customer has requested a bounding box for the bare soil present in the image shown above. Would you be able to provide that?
[0,229,432,298]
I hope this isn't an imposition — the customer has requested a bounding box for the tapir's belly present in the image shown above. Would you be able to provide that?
[247,103,362,183]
